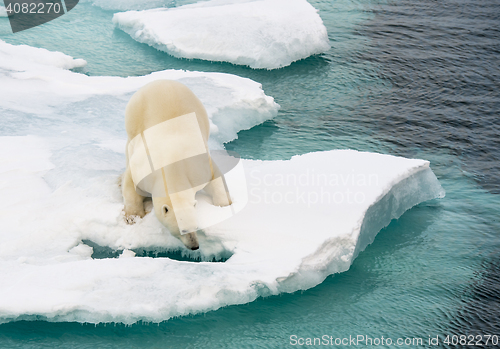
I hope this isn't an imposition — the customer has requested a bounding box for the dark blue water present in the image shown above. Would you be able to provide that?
[1,0,499,347]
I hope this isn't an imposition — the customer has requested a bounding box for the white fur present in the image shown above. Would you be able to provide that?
[122,80,231,250]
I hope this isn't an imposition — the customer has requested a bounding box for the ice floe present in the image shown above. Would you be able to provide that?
[113,0,330,69]
[0,138,444,324]
[0,39,87,70]
[0,42,444,324]
[0,39,278,147]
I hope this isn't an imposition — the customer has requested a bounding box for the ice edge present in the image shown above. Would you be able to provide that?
[276,165,445,293]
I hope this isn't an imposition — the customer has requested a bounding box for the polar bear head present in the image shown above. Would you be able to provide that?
[152,195,199,250]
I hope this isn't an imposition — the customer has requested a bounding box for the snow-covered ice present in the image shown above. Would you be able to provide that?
[0,141,444,324]
[0,39,278,147]
[113,0,330,69]
[0,42,444,324]
[0,39,87,70]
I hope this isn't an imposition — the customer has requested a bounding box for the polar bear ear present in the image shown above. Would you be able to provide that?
[162,205,169,215]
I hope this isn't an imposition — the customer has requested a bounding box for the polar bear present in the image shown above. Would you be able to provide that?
[122,80,232,250]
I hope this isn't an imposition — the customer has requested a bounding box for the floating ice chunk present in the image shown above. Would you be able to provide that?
[0,41,443,324]
[0,41,279,146]
[0,6,7,17]
[68,243,94,259]
[120,249,136,258]
[0,139,444,324]
[113,0,330,69]
[0,39,87,70]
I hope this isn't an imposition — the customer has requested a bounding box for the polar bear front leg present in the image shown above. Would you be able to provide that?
[205,161,232,207]
[122,166,146,223]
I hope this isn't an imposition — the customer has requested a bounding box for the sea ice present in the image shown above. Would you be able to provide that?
[0,39,278,147]
[0,41,444,324]
[0,39,87,70]
[0,139,444,324]
[113,0,330,69]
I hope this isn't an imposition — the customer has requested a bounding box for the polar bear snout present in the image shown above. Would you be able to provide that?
[179,232,199,250]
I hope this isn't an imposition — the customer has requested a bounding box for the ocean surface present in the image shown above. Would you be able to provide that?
[1,0,499,347]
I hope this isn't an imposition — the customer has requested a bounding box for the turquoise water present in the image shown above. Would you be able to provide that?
[1,0,499,347]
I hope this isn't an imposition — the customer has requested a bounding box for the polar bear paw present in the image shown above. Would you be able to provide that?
[212,192,233,207]
[122,207,145,225]
[124,214,141,225]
